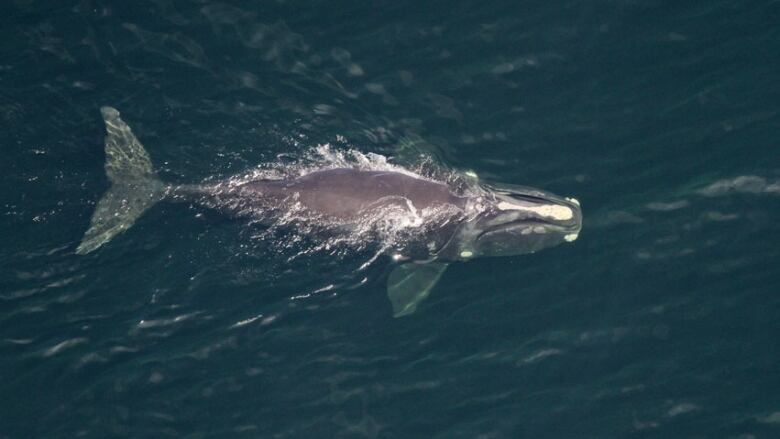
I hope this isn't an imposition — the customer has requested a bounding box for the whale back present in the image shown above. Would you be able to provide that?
[244,168,465,218]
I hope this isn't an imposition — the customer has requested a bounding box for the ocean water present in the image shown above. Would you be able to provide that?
[2,1,779,437]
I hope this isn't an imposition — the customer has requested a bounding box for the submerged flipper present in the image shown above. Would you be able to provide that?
[393,133,450,171]
[76,107,164,254]
[394,134,480,187]
[387,262,449,317]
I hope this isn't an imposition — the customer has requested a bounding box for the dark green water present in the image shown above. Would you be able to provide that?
[2,1,779,437]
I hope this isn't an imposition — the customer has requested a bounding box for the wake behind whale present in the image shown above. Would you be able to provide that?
[78,107,582,316]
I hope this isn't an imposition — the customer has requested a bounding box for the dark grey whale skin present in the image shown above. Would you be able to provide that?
[173,168,467,219]
[244,169,466,216]
[168,168,470,262]
[169,166,582,264]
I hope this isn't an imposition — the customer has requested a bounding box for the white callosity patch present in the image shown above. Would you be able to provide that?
[496,201,574,221]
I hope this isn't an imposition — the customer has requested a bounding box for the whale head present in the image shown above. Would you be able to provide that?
[439,182,582,261]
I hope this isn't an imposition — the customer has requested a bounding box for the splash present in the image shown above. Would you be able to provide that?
[233,143,452,183]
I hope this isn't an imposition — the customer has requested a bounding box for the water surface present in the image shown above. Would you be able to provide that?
[1,1,779,437]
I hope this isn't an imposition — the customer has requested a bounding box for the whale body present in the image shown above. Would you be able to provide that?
[78,107,582,316]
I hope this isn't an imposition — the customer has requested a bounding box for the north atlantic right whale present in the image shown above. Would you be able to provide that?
[77,107,582,316]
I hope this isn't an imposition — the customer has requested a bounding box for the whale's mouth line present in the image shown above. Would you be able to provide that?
[478,218,571,238]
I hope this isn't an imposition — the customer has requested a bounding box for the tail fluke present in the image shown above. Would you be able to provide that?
[76,107,164,254]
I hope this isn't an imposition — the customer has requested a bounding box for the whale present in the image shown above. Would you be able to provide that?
[78,107,582,316]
